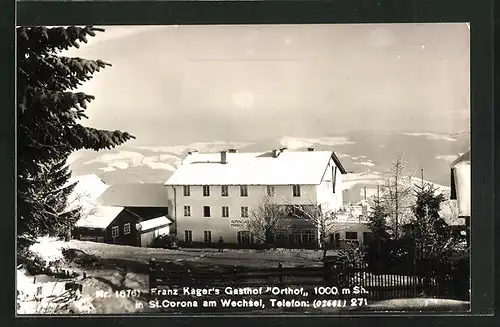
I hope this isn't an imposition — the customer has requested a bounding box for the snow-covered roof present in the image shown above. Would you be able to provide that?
[450,150,471,217]
[165,150,346,186]
[66,174,110,212]
[74,206,124,229]
[136,216,172,232]
[451,150,471,167]
[97,183,170,207]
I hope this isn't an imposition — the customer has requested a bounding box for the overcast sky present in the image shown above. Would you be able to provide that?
[62,23,470,145]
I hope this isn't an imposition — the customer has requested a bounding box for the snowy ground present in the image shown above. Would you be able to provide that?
[18,238,470,314]
[46,239,328,268]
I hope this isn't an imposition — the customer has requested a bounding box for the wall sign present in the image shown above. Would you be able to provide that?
[230,219,248,229]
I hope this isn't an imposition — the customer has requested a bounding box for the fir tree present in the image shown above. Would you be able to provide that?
[367,194,391,244]
[17,26,135,250]
[403,180,453,262]
[366,188,391,270]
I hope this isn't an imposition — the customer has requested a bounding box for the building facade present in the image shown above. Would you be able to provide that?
[450,150,471,246]
[165,148,348,248]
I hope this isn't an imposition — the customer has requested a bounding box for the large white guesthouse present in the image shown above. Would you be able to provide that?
[164,147,348,248]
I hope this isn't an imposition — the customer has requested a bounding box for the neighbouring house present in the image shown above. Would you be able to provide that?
[69,175,173,247]
[136,216,172,247]
[450,150,471,245]
[66,174,110,213]
[72,206,137,245]
[342,184,378,207]
[164,147,348,248]
[72,206,172,247]
[96,183,173,229]
[64,174,110,240]
[327,212,371,250]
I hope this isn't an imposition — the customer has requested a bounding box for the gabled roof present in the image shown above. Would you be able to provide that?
[451,150,471,167]
[136,216,172,233]
[74,206,125,229]
[165,150,346,186]
[97,183,170,207]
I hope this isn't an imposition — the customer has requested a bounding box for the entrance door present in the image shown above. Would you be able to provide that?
[334,233,340,249]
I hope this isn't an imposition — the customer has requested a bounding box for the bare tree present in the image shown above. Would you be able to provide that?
[440,199,461,226]
[247,196,288,246]
[60,189,100,240]
[290,203,347,262]
[381,153,414,239]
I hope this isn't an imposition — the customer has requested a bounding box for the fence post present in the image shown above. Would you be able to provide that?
[149,258,157,292]
[278,262,283,285]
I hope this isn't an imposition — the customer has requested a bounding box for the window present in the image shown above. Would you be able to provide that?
[267,185,275,197]
[292,185,301,197]
[204,231,212,243]
[241,206,249,218]
[332,167,337,194]
[111,226,119,238]
[203,185,210,196]
[345,232,358,240]
[221,185,229,197]
[184,230,193,243]
[203,206,211,217]
[184,206,191,217]
[237,231,253,244]
[222,206,229,218]
[124,223,131,235]
[183,185,191,196]
[363,232,372,245]
[303,229,316,244]
[240,185,248,197]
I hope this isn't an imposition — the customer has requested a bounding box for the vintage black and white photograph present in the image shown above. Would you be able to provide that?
[16,23,471,315]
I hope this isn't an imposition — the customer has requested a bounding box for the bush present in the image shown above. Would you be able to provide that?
[150,234,179,249]
[61,248,101,267]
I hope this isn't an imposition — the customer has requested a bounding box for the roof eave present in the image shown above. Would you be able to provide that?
[330,151,347,174]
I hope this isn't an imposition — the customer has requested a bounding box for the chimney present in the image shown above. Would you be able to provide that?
[220,151,227,164]
[187,150,198,155]
[307,147,315,151]
[272,149,279,158]
[228,148,238,153]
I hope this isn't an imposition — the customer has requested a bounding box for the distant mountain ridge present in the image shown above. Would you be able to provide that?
[69,131,468,188]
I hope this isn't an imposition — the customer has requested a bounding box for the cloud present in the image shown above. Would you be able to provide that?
[354,161,376,167]
[436,154,458,162]
[279,136,355,149]
[66,152,83,165]
[402,132,457,142]
[98,167,116,172]
[132,141,253,154]
[142,157,178,171]
[342,172,450,193]
[84,151,145,167]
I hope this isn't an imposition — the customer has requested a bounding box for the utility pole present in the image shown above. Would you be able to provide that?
[395,161,399,239]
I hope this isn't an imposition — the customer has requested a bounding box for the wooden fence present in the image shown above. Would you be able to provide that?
[148,258,468,302]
